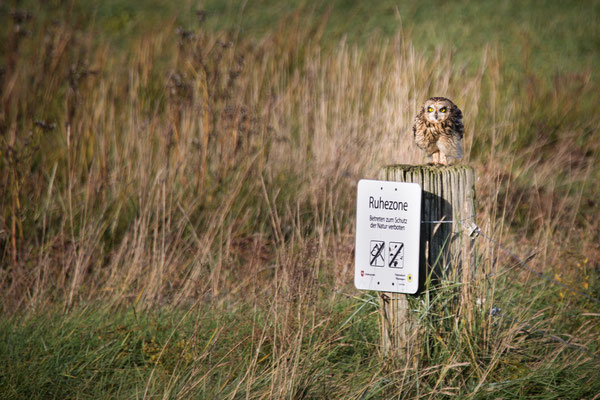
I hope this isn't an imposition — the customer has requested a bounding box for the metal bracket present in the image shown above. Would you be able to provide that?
[466,221,481,238]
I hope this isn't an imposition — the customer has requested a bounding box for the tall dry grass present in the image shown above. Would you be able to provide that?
[0,7,599,398]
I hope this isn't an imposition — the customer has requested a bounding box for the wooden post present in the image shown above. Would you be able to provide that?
[378,164,476,359]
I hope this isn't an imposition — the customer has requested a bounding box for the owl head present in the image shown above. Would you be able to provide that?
[421,97,456,123]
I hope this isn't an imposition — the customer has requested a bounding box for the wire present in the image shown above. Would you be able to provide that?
[418,217,599,358]
[421,215,476,224]
[470,223,600,305]
[492,309,600,360]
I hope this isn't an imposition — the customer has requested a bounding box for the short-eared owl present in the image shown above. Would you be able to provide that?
[412,97,464,165]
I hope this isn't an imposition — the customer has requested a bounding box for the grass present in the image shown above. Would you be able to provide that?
[45,0,600,73]
[0,297,382,398]
[1,0,599,398]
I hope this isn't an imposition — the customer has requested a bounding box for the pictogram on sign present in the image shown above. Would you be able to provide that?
[388,242,404,268]
[370,240,385,267]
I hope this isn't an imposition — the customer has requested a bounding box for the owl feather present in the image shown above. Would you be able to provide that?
[412,97,464,165]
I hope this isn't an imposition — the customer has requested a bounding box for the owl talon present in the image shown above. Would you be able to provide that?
[439,153,448,165]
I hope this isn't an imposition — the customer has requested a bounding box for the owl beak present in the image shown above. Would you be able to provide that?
[434,112,438,121]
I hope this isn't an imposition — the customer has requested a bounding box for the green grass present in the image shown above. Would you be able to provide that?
[1,0,599,398]
[0,297,382,399]
[1,295,598,398]
[11,0,597,73]
[4,0,599,73]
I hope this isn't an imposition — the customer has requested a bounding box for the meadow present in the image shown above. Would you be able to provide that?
[1,0,599,398]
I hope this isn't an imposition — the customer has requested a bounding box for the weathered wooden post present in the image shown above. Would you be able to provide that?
[378,164,476,359]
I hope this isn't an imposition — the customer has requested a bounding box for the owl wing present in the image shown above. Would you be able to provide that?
[412,109,437,154]
[412,110,420,139]
[452,106,464,139]
[412,110,424,149]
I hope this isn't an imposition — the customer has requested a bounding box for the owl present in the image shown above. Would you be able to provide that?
[412,97,464,165]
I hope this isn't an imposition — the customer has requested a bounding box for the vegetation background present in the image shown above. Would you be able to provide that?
[1,0,599,398]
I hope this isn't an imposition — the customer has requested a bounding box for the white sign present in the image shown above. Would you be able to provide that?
[354,179,422,294]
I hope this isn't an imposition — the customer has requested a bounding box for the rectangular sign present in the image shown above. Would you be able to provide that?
[354,179,422,294]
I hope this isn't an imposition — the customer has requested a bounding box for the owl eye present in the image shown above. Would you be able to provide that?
[427,107,433,113]
[440,107,446,113]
